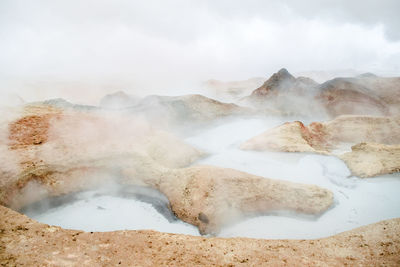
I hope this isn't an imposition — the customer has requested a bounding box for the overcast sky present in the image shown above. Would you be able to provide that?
[0,0,399,99]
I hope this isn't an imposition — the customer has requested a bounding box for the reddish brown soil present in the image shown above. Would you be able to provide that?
[8,114,58,149]
[1,206,400,266]
[295,121,329,150]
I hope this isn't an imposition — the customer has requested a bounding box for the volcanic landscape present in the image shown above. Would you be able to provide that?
[1,68,400,266]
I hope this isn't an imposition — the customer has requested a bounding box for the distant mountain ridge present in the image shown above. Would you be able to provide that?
[244,68,400,117]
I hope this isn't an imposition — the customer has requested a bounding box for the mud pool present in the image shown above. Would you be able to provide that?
[23,117,400,239]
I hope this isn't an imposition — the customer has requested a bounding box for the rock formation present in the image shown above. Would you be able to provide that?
[240,115,400,177]
[340,143,400,178]
[159,166,333,234]
[240,120,329,154]
[250,68,319,97]
[244,68,400,117]
[241,68,321,116]
[241,115,400,153]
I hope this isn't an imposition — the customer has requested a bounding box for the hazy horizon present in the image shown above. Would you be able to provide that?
[1,0,400,103]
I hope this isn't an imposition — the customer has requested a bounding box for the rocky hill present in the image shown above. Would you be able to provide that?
[244,68,400,117]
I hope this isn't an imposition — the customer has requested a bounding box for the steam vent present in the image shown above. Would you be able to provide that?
[1,1,400,266]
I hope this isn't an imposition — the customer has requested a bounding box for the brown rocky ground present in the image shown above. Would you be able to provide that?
[340,143,400,178]
[240,115,400,177]
[1,205,400,266]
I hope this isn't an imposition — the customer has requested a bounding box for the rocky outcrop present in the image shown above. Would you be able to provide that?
[250,68,319,97]
[241,115,400,154]
[240,115,400,177]
[240,120,329,154]
[241,69,322,116]
[0,104,334,235]
[1,205,400,266]
[0,104,201,208]
[340,143,400,178]
[160,166,333,234]
[4,105,204,172]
